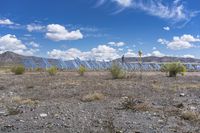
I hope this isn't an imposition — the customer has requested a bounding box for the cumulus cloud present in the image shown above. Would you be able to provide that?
[46,24,83,41]
[158,34,200,50]
[0,19,14,25]
[48,45,120,61]
[124,49,137,57]
[27,24,46,32]
[91,45,120,61]
[0,34,38,56]
[183,54,195,58]
[163,26,170,31]
[47,48,90,60]
[108,41,126,47]
[151,50,165,57]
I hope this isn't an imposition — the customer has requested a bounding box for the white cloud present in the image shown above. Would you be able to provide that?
[114,0,132,7]
[48,45,120,61]
[0,19,14,25]
[163,26,170,31]
[151,50,165,57]
[124,49,137,57]
[134,0,197,22]
[183,54,195,58]
[91,45,120,61]
[157,38,169,45]
[46,24,83,41]
[29,41,40,48]
[152,47,157,50]
[27,24,45,32]
[99,0,198,23]
[158,34,200,50]
[108,41,126,47]
[0,34,38,56]
[47,48,90,60]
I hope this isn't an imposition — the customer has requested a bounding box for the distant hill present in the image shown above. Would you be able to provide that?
[115,56,200,63]
[0,51,24,66]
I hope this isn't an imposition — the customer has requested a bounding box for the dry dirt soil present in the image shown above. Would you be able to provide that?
[0,71,200,133]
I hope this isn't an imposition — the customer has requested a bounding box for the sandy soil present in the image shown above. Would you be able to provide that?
[0,71,200,133]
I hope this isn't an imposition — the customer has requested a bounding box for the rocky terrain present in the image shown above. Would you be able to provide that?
[0,71,199,133]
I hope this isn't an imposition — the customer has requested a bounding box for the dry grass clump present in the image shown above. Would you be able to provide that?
[6,106,21,116]
[121,97,149,111]
[81,92,105,102]
[12,96,39,105]
[181,111,199,121]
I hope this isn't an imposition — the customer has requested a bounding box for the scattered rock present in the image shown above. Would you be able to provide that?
[158,119,164,124]
[0,85,5,90]
[175,103,184,108]
[40,113,48,117]
[190,106,196,110]
[0,110,7,116]
[1,125,15,132]
[180,93,185,97]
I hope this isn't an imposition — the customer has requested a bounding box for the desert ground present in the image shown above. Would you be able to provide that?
[0,71,200,133]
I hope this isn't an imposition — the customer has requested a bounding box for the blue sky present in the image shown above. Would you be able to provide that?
[0,0,200,60]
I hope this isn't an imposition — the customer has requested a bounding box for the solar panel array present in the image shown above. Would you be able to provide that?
[22,58,200,71]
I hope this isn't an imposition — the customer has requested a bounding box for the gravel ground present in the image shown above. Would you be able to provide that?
[0,71,200,133]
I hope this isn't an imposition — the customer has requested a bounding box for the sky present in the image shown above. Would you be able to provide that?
[0,0,200,61]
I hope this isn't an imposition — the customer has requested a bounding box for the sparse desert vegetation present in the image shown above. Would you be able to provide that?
[161,62,186,77]
[46,66,57,76]
[78,65,86,76]
[0,71,200,132]
[11,65,25,75]
[110,63,125,79]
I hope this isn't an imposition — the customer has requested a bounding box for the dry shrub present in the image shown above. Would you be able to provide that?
[82,92,104,102]
[181,111,199,121]
[12,96,39,105]
[121,97,149,111]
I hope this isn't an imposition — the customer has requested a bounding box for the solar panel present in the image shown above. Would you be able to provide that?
[21,58,200,71]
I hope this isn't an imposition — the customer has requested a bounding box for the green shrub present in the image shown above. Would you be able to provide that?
[11,65,25,75]
[110,63,125,79]
[47,66,57,76]
[35,67,43,72]
[78,65,86,76]
[161,62,186,77]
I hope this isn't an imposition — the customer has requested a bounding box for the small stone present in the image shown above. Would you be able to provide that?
[158,119,164,124]
[175,103,184,108]
[153,112,157,116]
[190,106,196,110]
[0,85,5,90]
[180,93,185,97]
[20,120,25,122]
[0,110,7,116]
[40,113,47,117]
